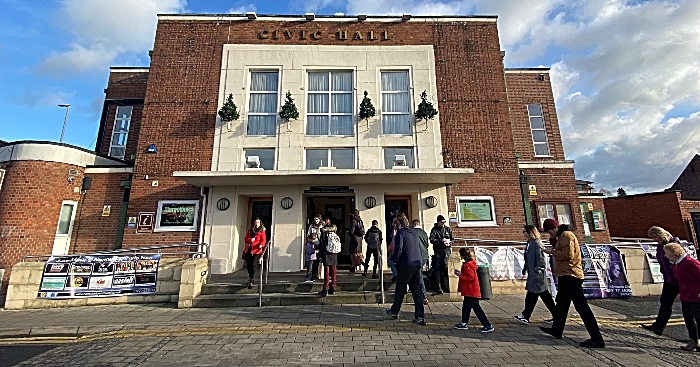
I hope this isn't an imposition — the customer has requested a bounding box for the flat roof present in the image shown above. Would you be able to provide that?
[158,14,498,22]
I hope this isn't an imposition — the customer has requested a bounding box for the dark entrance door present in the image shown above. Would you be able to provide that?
[384,196,411,236]
[249,198,273,243]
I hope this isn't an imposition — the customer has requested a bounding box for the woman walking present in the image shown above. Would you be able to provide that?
[319,217,339,297]
[242,217,267,289]
[514,225,556,324]
[307,214,324,280]
[453,248,494,333]
[664,242,700,351]
[641,226,682,335]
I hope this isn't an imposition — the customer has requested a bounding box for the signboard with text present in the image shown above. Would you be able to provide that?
[37,254,160,299]
[137,212,155,233]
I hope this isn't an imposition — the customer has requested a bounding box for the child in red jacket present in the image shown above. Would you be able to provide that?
[454,248,494,333]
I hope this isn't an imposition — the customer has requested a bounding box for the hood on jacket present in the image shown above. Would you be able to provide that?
[367,226,381,233]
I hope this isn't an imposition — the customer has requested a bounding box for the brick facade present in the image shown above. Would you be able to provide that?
[0,160,83,292]
[579,196,612,244]
[669,154,700,200]
[605,192,691,240]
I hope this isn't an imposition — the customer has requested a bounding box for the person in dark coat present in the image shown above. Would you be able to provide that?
[641,226,682,336]
[349,210,365,273]
[383,216,426,325]
[429,215,453,294]
[412,219,430,305]
[664,242,700,351]
[363,220,382,278]
[514,225,555,324]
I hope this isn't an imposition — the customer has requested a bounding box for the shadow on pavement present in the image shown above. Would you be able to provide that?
[0,345,56,367]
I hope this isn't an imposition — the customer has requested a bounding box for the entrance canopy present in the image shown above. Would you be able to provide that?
[173,168,473,186]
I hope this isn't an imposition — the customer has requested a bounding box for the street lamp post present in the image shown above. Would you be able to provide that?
[58,104,70,143]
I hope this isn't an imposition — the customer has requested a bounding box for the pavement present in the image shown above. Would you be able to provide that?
[0,295,698,366]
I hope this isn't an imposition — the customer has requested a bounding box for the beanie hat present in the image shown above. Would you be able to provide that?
[542,218,559,231]
[437,215,446,222]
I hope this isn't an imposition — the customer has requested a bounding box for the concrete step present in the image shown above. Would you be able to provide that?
[191,291,452,308]
[201,279,398,295]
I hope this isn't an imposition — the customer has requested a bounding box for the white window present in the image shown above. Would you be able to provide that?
[307,71,353,136]
[155,200,200,232]
[306,148,354,169]
[383,148,415,168]
[109,106,133,160]
[244,149,275,170]
[381,71,411,135]
[247,72,279,136]
[528,104,550,156]
[455,196,497,227]
[536,202,573,229]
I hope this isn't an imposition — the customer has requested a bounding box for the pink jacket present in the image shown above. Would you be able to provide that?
[672,255,700,302]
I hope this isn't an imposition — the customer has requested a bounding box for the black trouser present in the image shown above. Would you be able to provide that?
[433,251,447,291]
[681,301,700,340]
[364,248,379,274]
[244,252,260,280]
[462,296,491,327]
[390,266,425,320]
[552,275,603,341]
[652,282,679,331]
[522,290,556,319]
[311,259,321,279]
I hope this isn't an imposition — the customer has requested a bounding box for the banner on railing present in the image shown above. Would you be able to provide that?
[640,245,664,283]
[475,246,554,285]
[37,254,161,299]
[580,245,631,298]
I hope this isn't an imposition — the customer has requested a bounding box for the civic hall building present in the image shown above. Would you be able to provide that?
[0,14,611,290]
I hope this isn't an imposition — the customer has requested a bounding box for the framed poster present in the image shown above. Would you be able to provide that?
[155,200,199,232]
[590,210,607,231]
[455,196,497,227]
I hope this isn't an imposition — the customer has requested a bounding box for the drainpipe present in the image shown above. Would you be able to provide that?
[199,187,208,254]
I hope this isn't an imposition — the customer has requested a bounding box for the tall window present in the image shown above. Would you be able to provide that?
[381,71,411,135]
[109,106,132,160]
[383,148,415,168]
[528,104,550,156]
[247,72,279,136]
[306,149,354,169]
[307,72,353,136]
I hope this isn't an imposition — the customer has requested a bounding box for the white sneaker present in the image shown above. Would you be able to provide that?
[513,315,529,324]
[543,318,554,324]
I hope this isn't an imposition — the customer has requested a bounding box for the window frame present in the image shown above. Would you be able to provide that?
[305,70,355,136]
[383,147,416,169]
[304,148,355,170]
[534,199,576,230]
[243,148,276,170]
[380,70,412,135]
[55,200,78,236]
[527,103,551,157]
[155,200,200,232]
[108,106,133,160]
[246,70,281,137]
[455,196,497,227]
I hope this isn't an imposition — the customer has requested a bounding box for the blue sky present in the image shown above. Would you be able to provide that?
[1,0,699,194]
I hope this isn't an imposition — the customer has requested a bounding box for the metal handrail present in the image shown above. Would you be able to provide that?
[453,237,694,250]
[258,240,271,307]
[21,243,209,262]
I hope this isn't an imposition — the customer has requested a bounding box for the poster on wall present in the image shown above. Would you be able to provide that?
[159,202,197,227]
[640,245,664,283]
[37,254,160,299]
[580,245,631,298]
[459,201,493,221]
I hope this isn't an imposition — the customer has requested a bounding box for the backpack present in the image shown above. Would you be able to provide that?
[354,219,365,237]
[326,232,342,254]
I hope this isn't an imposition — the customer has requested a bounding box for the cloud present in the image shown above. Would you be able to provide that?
[36,0,186,75]
[228,4,257,14]
[10,88,76,109]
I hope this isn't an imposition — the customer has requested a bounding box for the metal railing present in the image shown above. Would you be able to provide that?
[22,243,208,262]
[258,240,271,307]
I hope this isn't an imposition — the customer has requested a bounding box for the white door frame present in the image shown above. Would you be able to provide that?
[52,200,78,255]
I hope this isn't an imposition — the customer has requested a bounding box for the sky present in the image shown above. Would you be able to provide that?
[1,0,699,194]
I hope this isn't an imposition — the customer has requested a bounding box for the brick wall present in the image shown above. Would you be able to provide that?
[579,197,612,243]
[505,72,565,161]
[670,154,700,200]
[605,192,688,240]
[679,198,700,245]
[0,161,83,293]
[70,172,132,253]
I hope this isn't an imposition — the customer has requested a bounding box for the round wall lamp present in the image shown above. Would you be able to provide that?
[425,196,438,208]
[281,197,294,210]
[216,198,230,211]
[364,196,377,209]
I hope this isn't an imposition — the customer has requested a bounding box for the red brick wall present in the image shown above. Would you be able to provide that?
[579,197,611,243]
[70,172,131,253]
[505,72,566,161]
[605,192,688,240]
[98,71,148,161]
[670,155,700,200]
[0,161,83,293]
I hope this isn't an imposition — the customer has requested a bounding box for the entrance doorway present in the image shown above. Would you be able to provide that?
[248,198,272,242]
[306,195,355,265]
[384,195,411,234]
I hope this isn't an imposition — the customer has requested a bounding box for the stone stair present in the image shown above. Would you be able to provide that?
[191,271,451,307]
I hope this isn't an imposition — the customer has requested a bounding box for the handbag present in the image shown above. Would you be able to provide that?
[351,253,365,267]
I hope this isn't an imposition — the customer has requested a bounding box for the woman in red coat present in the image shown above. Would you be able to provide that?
[664,242,700,351]
[242,217,267,289]
[454,248,494,333]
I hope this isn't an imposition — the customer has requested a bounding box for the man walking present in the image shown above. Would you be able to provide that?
[429,215,453,294]
[539,219,605,348]
[412,219,430,305]
[384,215,426,325]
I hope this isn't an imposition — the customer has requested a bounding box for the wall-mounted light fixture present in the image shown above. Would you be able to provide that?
[305,13,315,21]
[146,144,157,153]
[425,196,438,208]
[281,197,294,210]
[217,198,231,211]
[364,196,377,209]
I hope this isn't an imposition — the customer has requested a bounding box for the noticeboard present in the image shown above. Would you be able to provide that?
[590,210,608,231]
